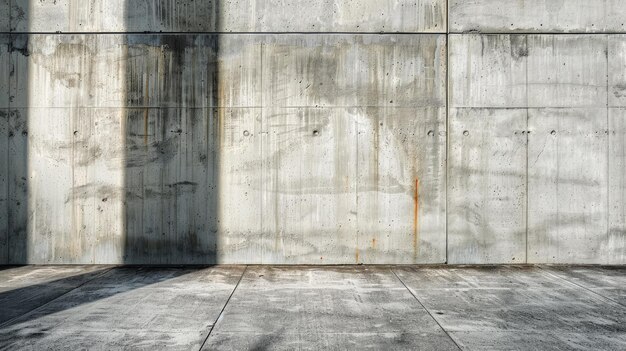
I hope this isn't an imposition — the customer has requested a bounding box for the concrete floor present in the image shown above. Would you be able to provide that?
[0,266,625,350]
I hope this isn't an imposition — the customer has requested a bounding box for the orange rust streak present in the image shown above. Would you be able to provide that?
[413,178,419,258]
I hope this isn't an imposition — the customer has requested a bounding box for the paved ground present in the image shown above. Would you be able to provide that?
[0,265,625,350]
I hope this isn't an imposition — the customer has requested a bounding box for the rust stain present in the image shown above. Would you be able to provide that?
[413,178,420,259]
[372,238,376,249]
[355,248,359,263]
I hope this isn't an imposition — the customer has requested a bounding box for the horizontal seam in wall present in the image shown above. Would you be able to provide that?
[0,31,448,35]
[448,31,626,35]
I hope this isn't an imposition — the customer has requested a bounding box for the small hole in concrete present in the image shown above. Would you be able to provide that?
[313,130,320,136]
[427,130,435,136]
[551,130,556,135]
[463,130,469,136]
[243,130,250,137]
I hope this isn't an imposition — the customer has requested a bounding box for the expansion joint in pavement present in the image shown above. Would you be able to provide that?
[199,265,248,350]
[390,268,463,351]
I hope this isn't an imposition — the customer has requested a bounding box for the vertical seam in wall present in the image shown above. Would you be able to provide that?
[6,31,12,263]
[260,43,264,264]
[445,0,450,264]
[525,35,529,264]
[6,0,10,264]
[606,33,610,264]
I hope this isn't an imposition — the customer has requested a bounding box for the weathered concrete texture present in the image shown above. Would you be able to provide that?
[448,34,623,264]
[220,107,447,264]
[0,35,8,108]
[0,34,8,264]
[7,33,446,264]
[449,34,528,108]
[124,107,219,264]
[203,266,459,350]
[0,1,8,33]
[0,265,108,324]
[448,108,527,264]
[2,265,626,350]
[5,109,26,264]
[9,0,446,33]
[394,266,626,350]
[450,0,626,33]
[449,34,609,108]
[0,109,7,265]
[544,265,626,306]
[528,108,608,263]
[610,35,626,107]
[3,2,626,265]
[609,108,626,263]
[0,265,246,350]
[527,35,608,108]
[218,34,447,264]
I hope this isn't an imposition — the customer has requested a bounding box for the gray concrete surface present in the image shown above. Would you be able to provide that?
[1,1,626,265]
[0,265,625,350]
[9,0,447,33]
[450,0,626,33]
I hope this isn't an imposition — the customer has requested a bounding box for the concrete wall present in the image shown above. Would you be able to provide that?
[0,0,624,264]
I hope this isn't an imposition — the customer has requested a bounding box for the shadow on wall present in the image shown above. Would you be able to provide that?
[6,19,28,264]
[121,3,221,264]
[3,1,222,264]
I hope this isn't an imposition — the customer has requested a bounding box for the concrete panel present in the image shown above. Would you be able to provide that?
[609,35,626,107]
[528,108,608,264]
[219,107,446,264]
[11,0,446,33]
[449,34,527,108]
[448,108,527,264]
[0,109,6,264]
[450,0,626,33]
[220,108,445,264]
[0,35,8,263]
[0,35,8,108]
[7,109,27,264]
[225,107,359,264]
[216,35,446,264]
[10,34,127,109]
[11,34,263,109]
[609,108,626,264]
[9,108,125,264]
[527,35,608,108]
[261,34,446,108]
[0,0,8,33]
[356,107,446,264]
[125,35,262,109]
[217,108,265,264]
[124,108,219,264]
